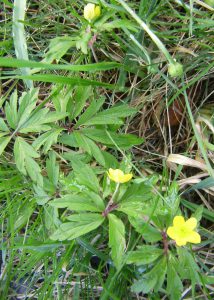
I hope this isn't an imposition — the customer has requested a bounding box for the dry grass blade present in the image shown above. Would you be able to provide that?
[167,154,208,171]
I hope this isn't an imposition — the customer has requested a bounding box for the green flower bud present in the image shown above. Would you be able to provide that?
[168,62,183,77]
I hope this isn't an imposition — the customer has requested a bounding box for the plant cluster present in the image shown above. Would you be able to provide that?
[0,1,214,299]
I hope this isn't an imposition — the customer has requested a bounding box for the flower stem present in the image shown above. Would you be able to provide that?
[102,183,120,217]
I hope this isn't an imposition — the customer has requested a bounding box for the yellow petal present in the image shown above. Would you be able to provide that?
[94,6,101,18]
[173,216,185,227]
[187,231,201,244]
[185,217,197,230]
[107,169,132,183]
[167,226,177,240]
[107,168,124,183]
[175,238,187,246]
[84,3,95,21]
[119,173,133,183]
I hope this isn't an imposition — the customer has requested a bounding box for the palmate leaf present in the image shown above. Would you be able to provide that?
[69,85,93,120]
[19,110,67,133]
[69,157,100,193]
[164,181,180,213]
[32,128,63,153]
[49,194,103,212]
[4,88,66,138]
[80,104,136,126]
[177,248,201,285]
[74,97,106,128]
[46,151,59,188]
[50,213,104,241]
[4,88,38,130]
[131,256,167,294]
[44,36,77,63]
[60,131,119,167]
[0,136,11,156]
[14,137,43,186]
[80,128,144,149]
[52,85,73,114]
[167,255,183,300]
[126,245,163,265]
[98,20,138,32]
[128,216,162,242]
[60,128,144,149]
[108,214,126,270]
[0,118,10,132]
[120,181,155,203]
[5,90,19,129]
[72,131,106,166]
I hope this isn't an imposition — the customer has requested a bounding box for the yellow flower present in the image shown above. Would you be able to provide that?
[84,3,101,22]
[107,168,133,183]
[167,216,201,246]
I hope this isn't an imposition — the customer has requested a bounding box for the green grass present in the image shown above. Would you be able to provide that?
[0,0,214,299]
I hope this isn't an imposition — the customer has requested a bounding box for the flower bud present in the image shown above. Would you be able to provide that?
[168,62,183,77]
[84,3,101,22]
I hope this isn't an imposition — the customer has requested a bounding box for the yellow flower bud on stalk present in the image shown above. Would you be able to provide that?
[84,3,101,22]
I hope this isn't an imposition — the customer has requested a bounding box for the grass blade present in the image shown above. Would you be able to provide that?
[13,0,33,88]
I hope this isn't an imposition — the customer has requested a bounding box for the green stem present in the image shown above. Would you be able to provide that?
[102,183,120,217]
[13,0,33,89]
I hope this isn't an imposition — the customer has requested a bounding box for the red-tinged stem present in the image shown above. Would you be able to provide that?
[162,231,168,256]
[102,203,118,217]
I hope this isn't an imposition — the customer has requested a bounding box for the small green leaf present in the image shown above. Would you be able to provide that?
[177,248,200,285]
[20,110,67,133]
[14,204,35,230]
[69,85,92,120]
[75,97,105,128]
[0,119,10,132]
[128,216,162,242]
[120,182,154,203]
[83,190,105,211]
[49,194,103,212]
[76,32,91,54]
[108,214,126,270]
[44,36,76,63]
[5,90,18,129]
[126,245,163,265]
[32,128,63,153]
[17,88,39,127]
[164,181,180,211]
[167,255,183,300]
[46,152,59,188]
[25,156,43,187]
[70,157,100,193]
[14,137,43,186]
[73,131,106,166]
[81,128,144,148]
[44,205,59,232]
[131,256,167,293]
[50,213,104,241]
[0,136,11,156]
